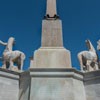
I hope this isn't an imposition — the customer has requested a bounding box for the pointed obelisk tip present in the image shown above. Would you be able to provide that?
[44,0,59,20]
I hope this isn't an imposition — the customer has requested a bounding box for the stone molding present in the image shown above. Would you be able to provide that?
[0,68,20,80]
[30,68,84,81]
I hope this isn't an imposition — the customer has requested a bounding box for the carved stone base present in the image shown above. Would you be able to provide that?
[31,47,72,68]
[30,68,86,100]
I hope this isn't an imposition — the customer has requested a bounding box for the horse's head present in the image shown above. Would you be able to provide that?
[8,37,15,45]
[85,40,91,50]
[85,39,95,52]
[5,37,16,51]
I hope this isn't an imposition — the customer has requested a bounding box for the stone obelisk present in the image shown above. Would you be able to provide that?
[30,0,72,68]
[30,1,86,100]
[46,0,57,17]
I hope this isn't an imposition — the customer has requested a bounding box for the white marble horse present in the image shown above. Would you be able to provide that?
[77,40,99,72]
[0,37,25,71]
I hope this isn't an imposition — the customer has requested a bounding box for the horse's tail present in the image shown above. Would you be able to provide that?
[0,40,7,46]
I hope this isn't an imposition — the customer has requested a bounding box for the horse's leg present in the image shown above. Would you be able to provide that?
[94,63,98,70]
[2,61,6,69]
[86,61,89,72]
[94,58,99,70]
[20,59,24,71]
[9,60,14,70]
[17,56,23,71]
[20,53,25,71]
[87,60,94,71]
[77,54,84,71]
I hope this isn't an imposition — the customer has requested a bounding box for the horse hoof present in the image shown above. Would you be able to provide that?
[12,67,19,71]
[2,67,6,69]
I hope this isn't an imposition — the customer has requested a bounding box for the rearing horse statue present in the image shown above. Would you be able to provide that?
[0,37,26,71]
[77,40,99,72]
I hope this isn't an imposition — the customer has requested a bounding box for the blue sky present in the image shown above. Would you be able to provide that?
[0,0,100,70]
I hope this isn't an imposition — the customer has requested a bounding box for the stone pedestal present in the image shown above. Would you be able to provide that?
[30,0,72,69]
[0,68,19,100]
[30,68,86,100]
[32,47,72,68]
[84,70,100,100]
[31,19,72,69]
[0,68,30,100]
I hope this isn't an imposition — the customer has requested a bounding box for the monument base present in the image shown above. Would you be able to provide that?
[0,68,30,100]
[0,68,19,100]
[30,68,86,100]
[84,70,100,100]
[0,67,100,100]
[32,47,72,68]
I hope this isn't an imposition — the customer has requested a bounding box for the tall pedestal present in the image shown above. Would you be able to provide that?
[30,19,72,69]
[32,47,71,68]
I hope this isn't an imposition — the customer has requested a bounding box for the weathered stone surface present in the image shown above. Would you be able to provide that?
[73,79,86,100]
[84,70,100,100]
[0,68,100,100]
[42,20,63,47]
[19,71,31,100]
[32,0,72,69]
[32,47,72,68]
[30,68,86,100]
[0,68,31,100]
[46,0,57,17]
[0,68,19,100]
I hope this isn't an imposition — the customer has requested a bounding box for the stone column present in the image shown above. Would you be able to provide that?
[46,0,57,17]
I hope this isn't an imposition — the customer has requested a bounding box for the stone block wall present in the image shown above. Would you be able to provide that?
[30,68,86,100]
[0,68,100,100]
[0,68,19,100]
[19,71,31,100]
[84,70,100,100]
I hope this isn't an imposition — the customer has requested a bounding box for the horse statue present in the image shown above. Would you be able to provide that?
[0,37,26,71]
[77,40,99,72]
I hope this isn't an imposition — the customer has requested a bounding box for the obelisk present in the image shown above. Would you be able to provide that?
[42,0,63,47]
[46,0,57,17]
[30,1,86,100]
[30,0,72,68]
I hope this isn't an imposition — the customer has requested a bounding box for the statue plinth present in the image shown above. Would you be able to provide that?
[31,47,71,68]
